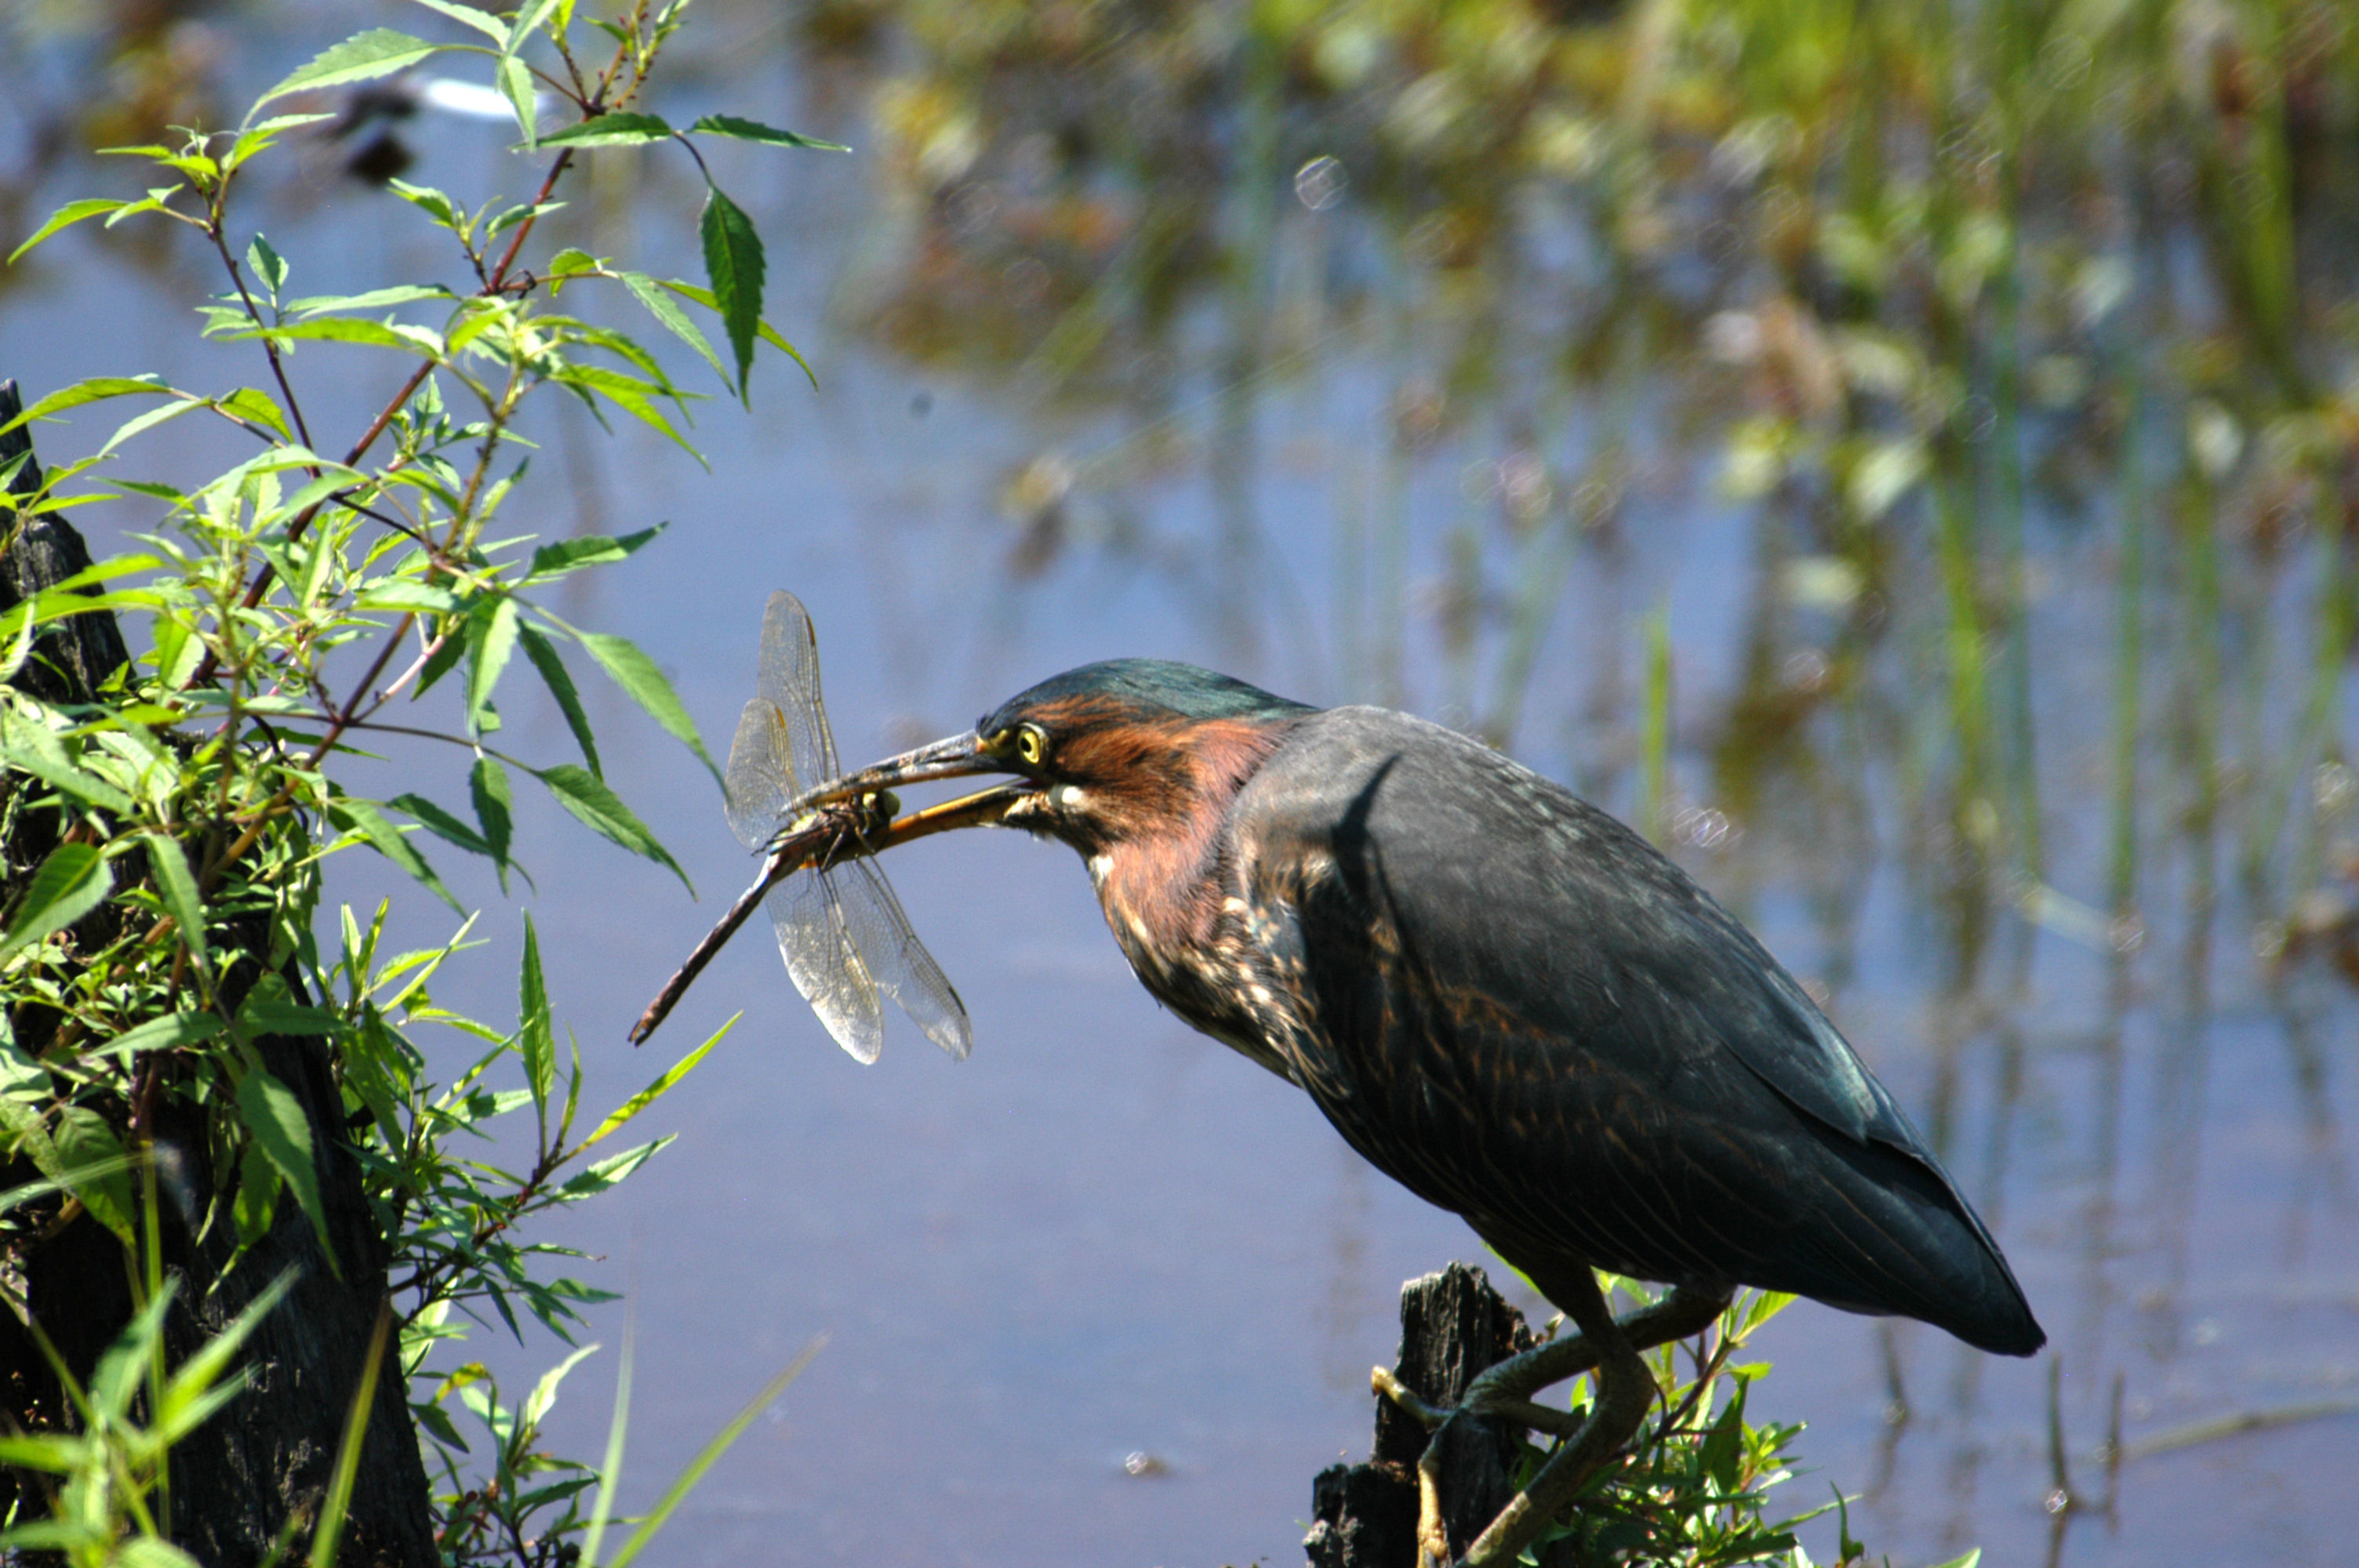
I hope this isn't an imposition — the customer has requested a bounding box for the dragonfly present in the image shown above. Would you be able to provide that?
[627,591,971,1062]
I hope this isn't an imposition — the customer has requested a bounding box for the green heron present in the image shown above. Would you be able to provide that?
[796,659,2043,1564]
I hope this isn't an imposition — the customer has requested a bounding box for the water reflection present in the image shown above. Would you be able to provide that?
[5,0,2357,1563]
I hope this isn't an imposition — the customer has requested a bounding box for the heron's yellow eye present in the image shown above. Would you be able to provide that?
[1013,724,1049,768]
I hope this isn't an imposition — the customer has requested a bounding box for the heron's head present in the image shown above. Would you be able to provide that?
[801,660,1314,858]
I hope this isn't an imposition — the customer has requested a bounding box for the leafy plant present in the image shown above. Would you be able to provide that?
[0,1,842,1560]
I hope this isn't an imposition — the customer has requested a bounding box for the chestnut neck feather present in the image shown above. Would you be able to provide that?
[1053,711,1292,959]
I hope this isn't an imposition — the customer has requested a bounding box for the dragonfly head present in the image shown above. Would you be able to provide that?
[794,660,1314,861]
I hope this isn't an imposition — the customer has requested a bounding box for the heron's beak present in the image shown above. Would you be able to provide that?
[788,731,1017,810]
[787,731,1036,844]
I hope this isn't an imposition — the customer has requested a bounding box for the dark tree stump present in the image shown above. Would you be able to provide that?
[0,379,436,1566]
[1305,1262,1538,1568]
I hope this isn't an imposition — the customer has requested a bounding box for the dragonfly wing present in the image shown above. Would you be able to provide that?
[724,699,795,850]
[757,590,837,789]
[838,857,973,1060]
[767,869,885,1065]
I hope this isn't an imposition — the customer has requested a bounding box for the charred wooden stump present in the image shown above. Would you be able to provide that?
[1305,1261,1538,1568]
[0,379,436,1566]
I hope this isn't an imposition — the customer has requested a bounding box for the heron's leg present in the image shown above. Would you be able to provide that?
[1452,1269,1662,1568]
[1460,1284,1732,1428]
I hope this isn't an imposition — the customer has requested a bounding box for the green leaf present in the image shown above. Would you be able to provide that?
[557,1134,673,1196]
[547,246,602,280]
[225,317,443,355]
[497,52,538,144]
[235,1067,330,1254]
[50,1107,137,1242]
[533,764,687,887]
[471,757,514,877]
[0,375,170,436]
[8,199,129,265]
[525,524,662,581]
[246,233,289,296]
[654,278,814,389]
[413,0,507,42]
[618,271,727,387]
[0,843,114,960]
[96,394,205,459]
[219,386,293,441]
[553,365,700,458]
[254,29,445,111]
[518,625,599,775]
[93,1011,224,1063]
[506,0,564,51]
[0,728,136,814]
[698,184,765,401]
[142,831,209,971]
[519,913,554,1117]
[685,114,849,153]
[577,632,718,782]
[466,595,519,734]
[286,285,456,318]
[327,795,460,912]
[536,112,674,149]
[583,1020,729,1149]
[389,792,492,858]
[241,1000,347,1035]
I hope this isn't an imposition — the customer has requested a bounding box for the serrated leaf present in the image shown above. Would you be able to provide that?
[241,1000,347,1035]
[557,1134,672,1196]
[520,913,554,1117]
[286,285,456,318]
[225,317,443,355]
[576,632,718,782]
[652,278,814,389]
[518,625,599,775]
[0,376,171,436]
[470,757,514,879]
[506,0,564,51]
[413,0,507,42]
[328,795,460,912]
[466,596,519,734]
[547,246,602,280]
[97,395,204,459]
[536,112,674,149]
[0,843,114,960]
[387,794,489,861]
[553,364,701,459]
[533,764,687,887]
[525,524,661,580]
[143,831,209,971]
[698,184,764,402]
[254,29,444,110]
[246,233,289,295]
[235,1067,329,1254]
[94,1011,224,1064]
[583,1022,728,1149]
[685,114,849,153]
[218,386,293,441]
[618,271,726,386]
[50,1107,137,1242]
[0,732,136,814]
[8,199,128,265]
[498,52,538,145]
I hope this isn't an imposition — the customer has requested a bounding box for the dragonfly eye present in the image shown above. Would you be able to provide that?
[1013,724,1049,768]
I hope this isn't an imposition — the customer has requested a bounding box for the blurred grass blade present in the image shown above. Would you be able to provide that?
[602,1335,825,1568]
[307,1302,390,1568]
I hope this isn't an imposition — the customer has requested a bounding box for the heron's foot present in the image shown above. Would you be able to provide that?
[1376,1283,1732,1567]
